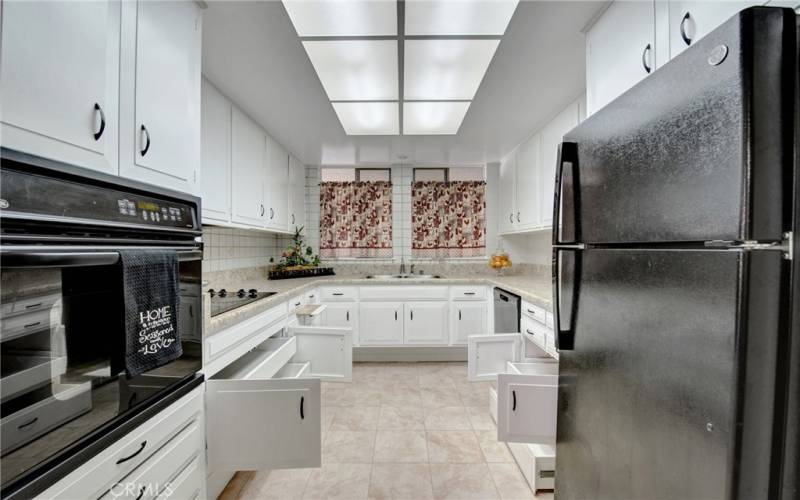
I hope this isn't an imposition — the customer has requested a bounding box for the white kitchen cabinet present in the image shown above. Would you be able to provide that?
[515,133,541,229]
[323,303,358,344]
[288,155,306,234]
[201,78,232,223]
[119,0,202,195]
[766,0,800,8]
[230,107,266,226]
[0,0,120,175]
[497,361,559,444]
[667,1,761,58]
[498,153,517,233]
[468,333,521,381]
[451,302,488,345]
[539,99,582,228]
[404,302,448,345]
[359,302,404,345]
[265,135,289,232]
[586,0,656,116]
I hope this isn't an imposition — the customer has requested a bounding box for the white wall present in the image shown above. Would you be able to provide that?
[304,164,497,263]
[202,226,291,273]
[499,231,552,266]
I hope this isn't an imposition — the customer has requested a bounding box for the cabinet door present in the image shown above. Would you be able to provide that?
[359,302,403,345]
[323,303,358,344]
[515,134,541,229]
[291,325,352,382]
[498,153,517,234]
[265,135,289,231]
[120,0,201,194]
[586,0,656,116]
[201,79,231,223]
[539,100,581,228]
[288,155,306,234]
[497,371,558,444]
[0,0,120,175]
[404,302,448,345]
[467,333,520,381]
[206,378,320,471]
[451,302,487,345]
[230,108,266,226]
[668,1,761,59]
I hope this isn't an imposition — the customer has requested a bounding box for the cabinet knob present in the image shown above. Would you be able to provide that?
[140,125,150,156]
[680,12,692,46]
[93,103,106,141]
[642,44,652,74]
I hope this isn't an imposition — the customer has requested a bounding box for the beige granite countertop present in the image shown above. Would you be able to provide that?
[204,273,552,337]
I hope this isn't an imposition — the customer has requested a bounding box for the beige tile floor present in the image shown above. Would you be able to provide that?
[220,362,555,500]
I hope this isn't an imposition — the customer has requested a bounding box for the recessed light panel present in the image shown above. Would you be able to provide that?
[403,101,470,135]
[302,40,398,101]
[404,39,499,100]
[332,102,399,135]
[282,0,397,37]
[405,0,518,36]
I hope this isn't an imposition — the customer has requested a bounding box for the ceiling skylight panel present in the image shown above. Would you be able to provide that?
[403,101,470,135]
[282,0,398,37]
[332,102,399,135]
[405,0,518,36]
[404,39,499,100]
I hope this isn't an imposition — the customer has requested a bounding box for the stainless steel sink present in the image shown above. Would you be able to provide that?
[365,274,442,280]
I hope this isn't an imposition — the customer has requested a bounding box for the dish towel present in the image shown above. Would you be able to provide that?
[118,249,182,378]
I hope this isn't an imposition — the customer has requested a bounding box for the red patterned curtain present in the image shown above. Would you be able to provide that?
[412,181,486,258]
[320,181,393,258]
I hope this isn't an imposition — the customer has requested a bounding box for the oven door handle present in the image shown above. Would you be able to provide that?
[0,249,202,268]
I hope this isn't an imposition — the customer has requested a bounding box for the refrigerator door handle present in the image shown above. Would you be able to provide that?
[552,142,579,246]
[552,247,581,351]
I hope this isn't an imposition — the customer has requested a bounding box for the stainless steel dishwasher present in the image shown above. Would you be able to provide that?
[494,288,520,333]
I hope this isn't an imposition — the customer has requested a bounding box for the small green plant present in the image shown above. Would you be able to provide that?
[275,227,321,270]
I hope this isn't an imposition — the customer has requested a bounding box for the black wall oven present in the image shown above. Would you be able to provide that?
[0,150,203,498]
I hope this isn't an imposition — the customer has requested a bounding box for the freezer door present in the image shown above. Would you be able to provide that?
[556,7,794,245]
[555,248,786,499]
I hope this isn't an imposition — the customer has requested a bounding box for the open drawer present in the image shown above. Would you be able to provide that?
[206,325,352,472]
[497,360,558,444]
[467,332,553,381]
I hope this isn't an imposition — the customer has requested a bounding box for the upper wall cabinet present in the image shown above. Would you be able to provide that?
[0,0,121,175]
[265,136,289,232]
[539,100,583,228]
[667,1,761,58]
[288,155,306,234]
[498,153,517,234]
[231,108,267,227]
[515,133,541,229]
[201,79,232,223]
[586,0,656,116]
[119,0,202,196]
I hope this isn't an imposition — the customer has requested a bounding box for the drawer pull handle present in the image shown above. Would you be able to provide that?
[332,292,344,296]
[93,103,106,140]
[680,11,692,46]
[140,124,150,156]
[512,390,517,411]
[464,292,476,296]
[642,43,652,74]
[24,303,43,310]
[116,441,147,465]
[135,486,146,500]
[410,310,414,321]
[270,208,275,219]
[527,309,536,314]
[300,396,305,419]
[295,302,301,307]
[18,417,38,430]
[526,329,534,335]
[346,311,350,321]
[309,295,315,298]
[459,310,462,321]
[24,321,41,329]
[395,310,398,321]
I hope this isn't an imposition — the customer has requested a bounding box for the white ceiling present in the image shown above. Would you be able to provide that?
[202,0,604,166]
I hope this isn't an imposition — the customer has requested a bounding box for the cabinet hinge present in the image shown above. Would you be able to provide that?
[705,232,793,260]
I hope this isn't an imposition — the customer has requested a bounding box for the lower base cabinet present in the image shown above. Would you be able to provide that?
[322,303,358,344]
[403,302,448,344]
[451,302,487,344]
[359,302,404,345]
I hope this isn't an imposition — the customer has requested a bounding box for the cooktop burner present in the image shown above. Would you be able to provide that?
[209,288,277,317]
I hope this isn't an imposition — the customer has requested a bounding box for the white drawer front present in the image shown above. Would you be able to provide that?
[157,455,203,500]
[320,286,357,301]
[497,370,558,444]
[41,387,203,500]
[1,292,60,318]
[521,316,548,348]
[521,301,547,324]
[450,286,486,300]
[360,286,448,301]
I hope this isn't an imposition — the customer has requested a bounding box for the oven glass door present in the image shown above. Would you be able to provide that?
[0,255,202,489]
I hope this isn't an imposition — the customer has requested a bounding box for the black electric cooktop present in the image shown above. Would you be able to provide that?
[208,288,277,317]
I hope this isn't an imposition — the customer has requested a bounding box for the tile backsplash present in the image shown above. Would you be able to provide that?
[202,226,291,273]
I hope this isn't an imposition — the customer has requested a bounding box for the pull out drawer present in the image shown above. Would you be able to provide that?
[1,309,54,342]
[320,286,357,301]
[212,336,297,381]
[521,316,548,350]
[100,418,203,500]
[1,382,91,455]
[41,387,203,499]
[508,442,555,493]
[497,361,558,444]
[450,286,486,300]
[273,362,310,379]
[1,292,60,318]
[521,301,547,324]
[1,352,67,402]
[359,286,448,301]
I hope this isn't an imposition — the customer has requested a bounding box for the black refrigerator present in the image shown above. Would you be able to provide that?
[552,7,798,500]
